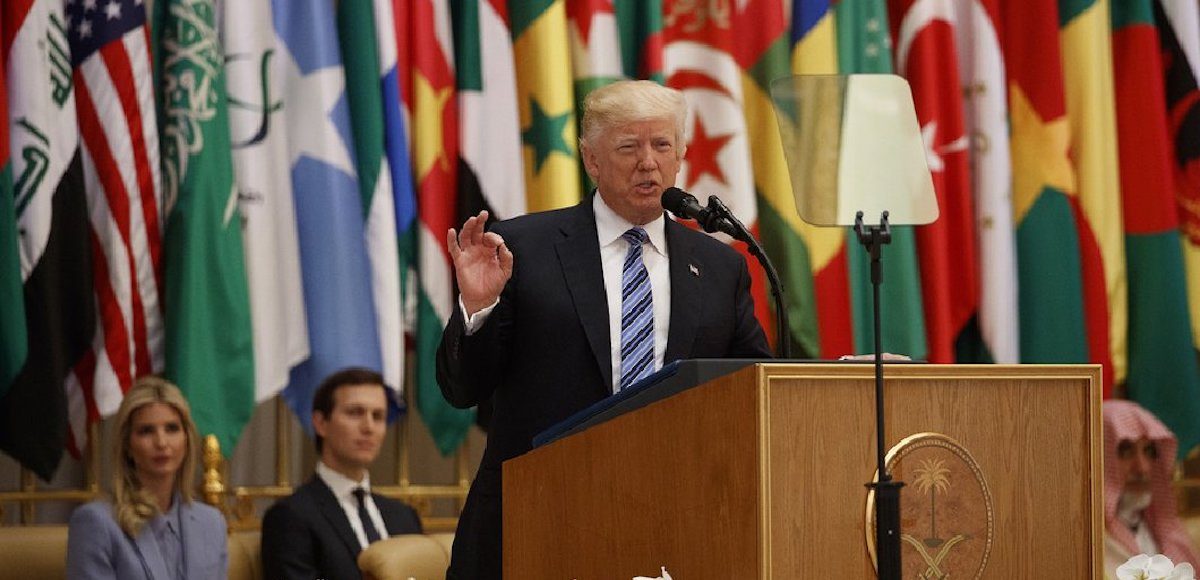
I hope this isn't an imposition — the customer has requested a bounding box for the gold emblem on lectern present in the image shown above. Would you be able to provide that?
[865,433,994,579]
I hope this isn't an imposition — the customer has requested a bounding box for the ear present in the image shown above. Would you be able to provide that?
[312,412,328,439]
[581,142,600,178]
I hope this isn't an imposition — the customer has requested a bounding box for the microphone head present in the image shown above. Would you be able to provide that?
[661,187,693,213]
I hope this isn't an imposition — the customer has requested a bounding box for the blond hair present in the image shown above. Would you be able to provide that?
[111,376,199,537]
[579,80,688,158]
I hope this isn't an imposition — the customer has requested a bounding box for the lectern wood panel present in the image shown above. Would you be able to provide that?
[504,370,762,579]
[504,364,1101,579]
[762,364,1101,578]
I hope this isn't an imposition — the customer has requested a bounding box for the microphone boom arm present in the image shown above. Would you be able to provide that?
[706,196,791,359]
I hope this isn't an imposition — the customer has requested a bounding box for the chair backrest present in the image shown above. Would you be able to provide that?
[358,533,452,580]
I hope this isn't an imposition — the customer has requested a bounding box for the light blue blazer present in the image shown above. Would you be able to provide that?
[66,499,228,580]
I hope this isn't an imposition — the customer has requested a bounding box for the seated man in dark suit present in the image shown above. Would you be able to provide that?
[262,368,423,580]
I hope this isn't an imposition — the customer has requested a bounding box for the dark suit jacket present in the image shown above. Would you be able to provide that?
[437,200,771,579]
[66,499,228,580]
[261,476,423,580]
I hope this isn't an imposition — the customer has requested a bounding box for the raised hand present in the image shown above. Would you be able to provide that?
[448,210,514,316]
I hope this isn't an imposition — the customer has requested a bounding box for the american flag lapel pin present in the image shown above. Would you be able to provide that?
[689,263,700,277]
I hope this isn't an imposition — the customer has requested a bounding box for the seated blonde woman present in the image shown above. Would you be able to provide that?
[66,376,228,579]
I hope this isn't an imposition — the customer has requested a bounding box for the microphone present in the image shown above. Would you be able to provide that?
[661,187,741,238]
[660,186,792,358]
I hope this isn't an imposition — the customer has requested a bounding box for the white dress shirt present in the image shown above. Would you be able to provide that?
[592,194,671,392]
[316,461,390,549]
[460,194,672,392]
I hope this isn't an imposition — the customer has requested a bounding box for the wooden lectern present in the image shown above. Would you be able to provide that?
[504,363,1103,578]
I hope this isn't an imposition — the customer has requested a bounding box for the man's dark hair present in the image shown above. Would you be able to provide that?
[312,367,388,454]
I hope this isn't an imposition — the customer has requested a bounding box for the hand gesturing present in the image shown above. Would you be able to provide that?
[447,210,514,316]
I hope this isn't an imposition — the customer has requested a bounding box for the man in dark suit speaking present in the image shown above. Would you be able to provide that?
[262,368,423,580]
[437,80,771,579]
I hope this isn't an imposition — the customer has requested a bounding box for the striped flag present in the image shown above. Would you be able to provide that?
[1113,0,1200,456]
[66,0,163,454]
[836,0,929,360]
[339,0,405,401]
[382,0,420,367]
[889,0,979,363]
[511,0,582,211]
[408,0,473,454]
[951,0,1019,363]
[0,6,23,404]
[663,0,775,346]
[739,0,814,357]
[156,0,255,453]
[1154,0,1200,352]
[454,0,526,222]
[1059,0,1126,392]
[1001,1,1091,369]
[788,0,854,358]
[275,0,384,431]
[221,0,310,403]
[2,0,96,479]
[568,0,624,99]
[613,0,663,82]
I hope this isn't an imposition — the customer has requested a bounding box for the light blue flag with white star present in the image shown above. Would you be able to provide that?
[272,0,384,431]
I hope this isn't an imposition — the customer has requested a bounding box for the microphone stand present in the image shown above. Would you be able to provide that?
[854,210,903,579]
[706,196,791,359]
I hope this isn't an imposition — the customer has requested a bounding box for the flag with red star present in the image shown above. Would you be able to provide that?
[663,0,775,345]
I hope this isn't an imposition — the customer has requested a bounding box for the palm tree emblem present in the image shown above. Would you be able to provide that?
[913,458,951,547]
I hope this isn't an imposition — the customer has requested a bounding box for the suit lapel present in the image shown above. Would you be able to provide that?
[133,520,170,580]
[309,478,363,556]
[179,503,208,578]
[665,219,702,363]
[555,202,612,392]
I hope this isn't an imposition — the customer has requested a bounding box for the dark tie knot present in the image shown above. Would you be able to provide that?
[352,487,367,502]
[622,227,649,246]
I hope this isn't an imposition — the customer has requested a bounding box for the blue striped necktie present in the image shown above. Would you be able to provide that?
[619,227,655,391]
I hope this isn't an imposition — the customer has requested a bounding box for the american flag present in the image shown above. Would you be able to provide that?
[63,0,163,452]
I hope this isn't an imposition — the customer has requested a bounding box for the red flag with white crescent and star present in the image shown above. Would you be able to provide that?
[889,0,980,363]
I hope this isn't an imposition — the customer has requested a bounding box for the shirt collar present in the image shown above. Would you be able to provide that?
[151,493,182,535]
[592,193,667,257]
[316,461,371,500]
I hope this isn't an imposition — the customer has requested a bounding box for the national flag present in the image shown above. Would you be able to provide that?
[274,0,383,432]
[1113,0,1200,456]
[0,7,23,404]
[888,0,979,364]
[2,0,95,480]
[568,0,624,100]
[1154,0,1200,351]
[65,0,163,457]
[339,0,404,403]
[836,0,928,361]
[511,0,582,211]
[613,0,663,82]
[1001,0,1090,369]
[408,0,473,454]
[221,0,310,403]
[786,0,854,359]
[662,0,775,347]
[739,0,815,357]
[380,0,419,348]
[1059,0,1126,391]
[453,0,526,222]
[155,0,255,453]
[949,0,1019,363]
